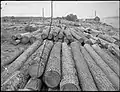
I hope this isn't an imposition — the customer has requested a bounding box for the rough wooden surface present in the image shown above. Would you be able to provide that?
[92,44,119,76]
[84,44,119,90]
[71,41,98,91]
[1,70,29,91]
[37,40,54,77]
[60,42,80,91]
[44,42,61,88]
[80,46,116,91]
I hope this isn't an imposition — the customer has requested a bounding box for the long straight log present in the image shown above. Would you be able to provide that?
[71,41,98,91]
[1,39,43,85]
[103,48,119,64]
[29,40,53,78]
[1,70,29,91]
[80,46,116,91]
[84,44,119,90]
[19,40,46,77]
[73,27,88,41]
[43,42,61,88]
[1,47,25,67]
[98,34,116,43]
[92,44,119,76]
[24,78,42,91]
[60,42,80,91]
[69,28,85,44]
[27,41,46,78]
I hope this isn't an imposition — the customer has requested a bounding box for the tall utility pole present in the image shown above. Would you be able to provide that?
[95,10,96,17]
[51,1,53,25]
[42,8,44,24]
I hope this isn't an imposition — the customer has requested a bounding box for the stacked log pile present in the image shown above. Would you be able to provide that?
[1,19,119,91]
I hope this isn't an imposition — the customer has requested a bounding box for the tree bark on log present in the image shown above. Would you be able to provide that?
[43,42,61,88]
[60,42,80,91]
[1,70,29,91]
[84,44,119,90]
[80,46,116,91]
[103,48,119,64]
[28,40,53,78]
[92,44,119,76]
[1,39,43,85]
[71,41,98,91]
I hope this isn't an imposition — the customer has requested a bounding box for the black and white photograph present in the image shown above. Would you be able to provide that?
[1,1,119,91]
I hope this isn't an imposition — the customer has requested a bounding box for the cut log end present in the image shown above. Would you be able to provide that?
[44,71,61,88]
[28,64,44,78]
[61,83,78,91]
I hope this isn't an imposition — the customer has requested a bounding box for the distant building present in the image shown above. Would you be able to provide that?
[85,16,100,22]
[94,16,100,22]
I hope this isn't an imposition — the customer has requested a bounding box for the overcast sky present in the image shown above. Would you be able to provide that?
[1,1,119,18]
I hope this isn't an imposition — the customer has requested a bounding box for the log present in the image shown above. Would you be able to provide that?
[1,71,29,91]
[38,40,54,77]
[21,36,30,44]
[80,46,116,91]
[84,39,93,45]
[92,44,119,76]
[107,45,120,60]
[71,41,98,91]
[11,35,17,40]
[24,40,46,78]
[1,47,25,67]
[69,28,85,43]
[103,48,119,64]
[41,27,50,39]
[54,35,59,42]
[64,36,69,44]
[43,42,61,88]
[73,27,88,41]
[29,36,36,44]
[16,34,22,40]
[98,34,116,43]
[53,27,60,37]
[60,42,80,91]
[58,29,64,39]
[11,39,20,45]
[24,78,42,91]
[63,28,72,40]
[84,44,119,90]
[48,33,53,40]
[1,39,43,85]
[114,40,120,47]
